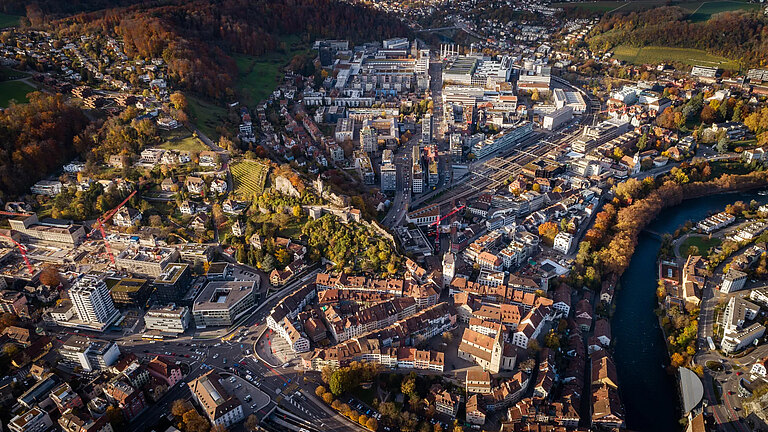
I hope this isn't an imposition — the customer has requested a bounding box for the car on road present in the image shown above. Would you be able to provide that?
[213,354,220,359]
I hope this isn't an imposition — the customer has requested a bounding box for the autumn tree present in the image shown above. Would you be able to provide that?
[39,266,62,287]
[244,415,259,431]
[538,221,559,246]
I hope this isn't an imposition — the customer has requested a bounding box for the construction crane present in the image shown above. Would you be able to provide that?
[0,232,33,274]
[86,190,137,264]
[429,204,466,249]
[0,210,34,274]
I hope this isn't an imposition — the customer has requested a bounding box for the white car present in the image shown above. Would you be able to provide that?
[213,353,220,359]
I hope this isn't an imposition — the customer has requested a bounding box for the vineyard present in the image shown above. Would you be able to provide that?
[231,159,269,199]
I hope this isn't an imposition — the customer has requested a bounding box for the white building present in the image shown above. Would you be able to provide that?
[721,268,748,293]
[144,304,191,334]
[69,275,120,327]
[553,232,574,254]
[9,406,52,432]
[542,106,573,131]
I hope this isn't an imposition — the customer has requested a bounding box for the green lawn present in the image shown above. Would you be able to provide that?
[680,235,722,257]
[0,13,20,28]
[231,159,269,199]
[158,129,208,153]
[0,80,34,107]
[688,1,762,22]
[0,66,26,81]
[612,45,739,69]
[234,35,310,106]
[187,96,228,140]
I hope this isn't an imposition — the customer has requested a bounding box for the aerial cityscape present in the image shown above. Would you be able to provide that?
[0,1,767,432]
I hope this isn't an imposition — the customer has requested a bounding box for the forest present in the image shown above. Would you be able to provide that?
[30,0,411,99]
[0,92,90,197]
[587,8,768,67]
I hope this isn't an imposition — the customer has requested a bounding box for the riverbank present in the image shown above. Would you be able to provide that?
[612,189,768,431]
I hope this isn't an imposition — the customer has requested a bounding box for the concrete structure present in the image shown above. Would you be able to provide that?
[9,406,52,432]
[153,263,192,303]
[144,304,191,334]
[192,281,258,327]
[8,213,86,245]
[542,106,573,131]
[68,275,120,329]
[115,247,180,278]
[721,268,748,293]
[553,232,574,254]
[58,335,120,372]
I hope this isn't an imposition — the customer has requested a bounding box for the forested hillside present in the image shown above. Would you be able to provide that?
[20,0,411,100]
[0,93,91,197]
[588,8,768,67]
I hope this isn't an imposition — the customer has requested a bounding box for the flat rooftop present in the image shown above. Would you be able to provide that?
[193,280,255,311]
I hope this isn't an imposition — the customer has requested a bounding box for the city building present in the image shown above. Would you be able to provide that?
[103,380,146,421]
[109,278,151,308]
[381,163,397,192]
[721,268,748,293]
[542,106,573,131]
[66,275,120,331]
[8,406,52,432]
[115,246,180,278]
[190,371,244,427]
[553,232,574,254]
[458,328,515,374]
[146,356,183,386]
[192,280,258,327]
[144,304,191,334]
[8,213,86,245]
[153,263,192,303]
[59,335,120,372]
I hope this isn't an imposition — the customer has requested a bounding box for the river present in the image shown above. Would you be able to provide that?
[612,190,768,431]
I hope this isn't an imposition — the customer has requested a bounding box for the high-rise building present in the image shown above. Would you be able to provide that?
[450,133,463,160]
[360,125,377,153]
[412,146,424,194]
[422,113,432,144]
[69,275,119,326]
[381,163,397,192]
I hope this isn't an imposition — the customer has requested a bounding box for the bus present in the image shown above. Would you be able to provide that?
[707,336,716,351]
[142,334,164,341]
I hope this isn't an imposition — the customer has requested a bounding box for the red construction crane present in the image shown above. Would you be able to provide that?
[86,190,137,264]
[430,204,466,249]
[0,232,33,274]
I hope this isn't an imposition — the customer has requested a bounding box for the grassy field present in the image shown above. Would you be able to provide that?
[0,66,26,81]
[187,96,228,140]
[0,80,34,107]
[235,35,310,106]
[688,1,762,21]
[680,235,722,257]
[612,45,739,69]
[158,129,208,153]
[0,13,20,28]
[231,160,269,199]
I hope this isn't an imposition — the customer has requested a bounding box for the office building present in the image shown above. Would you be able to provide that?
[115,246,179,278]
[109,278,151,308]
[542,106,573,131]
[59,335,120,372]
[153,263,192,303]
[8,213,86,245]
[422,113,432,144]
[192,281,258,327]
[381,163,397,192]
[144,304,191,334]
